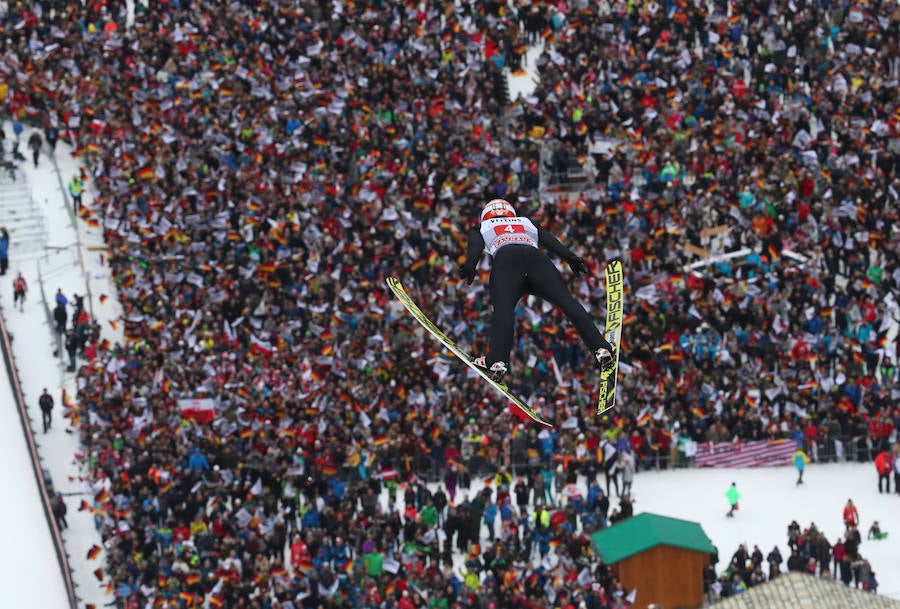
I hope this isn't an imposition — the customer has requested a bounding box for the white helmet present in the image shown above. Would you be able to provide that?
[480,198,516,222]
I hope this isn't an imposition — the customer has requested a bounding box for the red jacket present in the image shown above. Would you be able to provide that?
[875,451,893,475]
[843,505,859,526]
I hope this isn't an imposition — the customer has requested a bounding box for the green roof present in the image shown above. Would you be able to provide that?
[590,512,716,564]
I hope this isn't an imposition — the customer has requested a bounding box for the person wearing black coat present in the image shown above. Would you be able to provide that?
[786,548,805,572]
[54,303,67,335]
[839,555,854,586]
[38,388,54,433]
[432,486,448,526]
[51,492,68,529]
[65,328,78,372]
[767,546,783,580]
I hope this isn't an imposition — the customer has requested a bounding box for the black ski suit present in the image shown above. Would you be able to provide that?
[459,217,613,368]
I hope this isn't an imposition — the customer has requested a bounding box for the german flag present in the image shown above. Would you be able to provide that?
[209,598,224,608]
[259,262,278,274]
[322,464,338,476]
[373,435,389,447]
[185,573,201,585]
[94,567,104,581]
[767,245,780,261]
[137,166,155,180]
[313,136,328,146]
[78,499,90,511]
[86,544,102,560]
[240,428,254,439]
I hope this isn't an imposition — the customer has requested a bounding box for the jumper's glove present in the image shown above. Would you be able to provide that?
[458,262,476,285]
[567,256,590,278]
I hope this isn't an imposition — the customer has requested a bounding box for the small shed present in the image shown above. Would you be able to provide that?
[591,512,715,609]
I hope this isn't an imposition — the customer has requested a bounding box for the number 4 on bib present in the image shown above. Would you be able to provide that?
[596,260,624,416]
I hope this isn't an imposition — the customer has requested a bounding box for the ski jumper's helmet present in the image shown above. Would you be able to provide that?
[480,198,516,222]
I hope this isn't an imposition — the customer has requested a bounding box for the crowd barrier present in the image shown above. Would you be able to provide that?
[0,310,78,609]
[317,432,889,489]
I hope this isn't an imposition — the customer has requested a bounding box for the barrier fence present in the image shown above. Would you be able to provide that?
[0,310,78,609]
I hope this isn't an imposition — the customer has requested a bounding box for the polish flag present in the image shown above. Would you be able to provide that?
[178,398,216,423]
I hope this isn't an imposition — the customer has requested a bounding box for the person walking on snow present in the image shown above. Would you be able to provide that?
[12,272,27,311]
[843,499,859,531]
[68,174,84,212]
[0,227,8,276]
[894,449,900,496]
[875,449,892,493]
[38,388,54,433]
[726,482,741,517]
[458,198,615,382]
[794,447,810,485]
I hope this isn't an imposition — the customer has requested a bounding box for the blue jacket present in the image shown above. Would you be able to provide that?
[794,450,810,471]
[187,450,210,473]
[0,236,8,258]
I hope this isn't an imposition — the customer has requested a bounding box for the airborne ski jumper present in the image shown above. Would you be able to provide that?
[458,198,615,382]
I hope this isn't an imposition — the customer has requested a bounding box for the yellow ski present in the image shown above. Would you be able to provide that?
[596,260,624,416]
[386,276,553,427]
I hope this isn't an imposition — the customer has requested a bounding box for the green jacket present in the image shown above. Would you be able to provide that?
[726,485,741,506]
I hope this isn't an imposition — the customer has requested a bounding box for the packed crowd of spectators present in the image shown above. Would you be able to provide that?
[709,516,883,603]
[2,0,900,607]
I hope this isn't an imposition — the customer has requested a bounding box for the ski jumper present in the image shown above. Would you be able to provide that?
[462,215,612,368]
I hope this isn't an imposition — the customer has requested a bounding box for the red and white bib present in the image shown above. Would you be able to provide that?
[480,217,538,256]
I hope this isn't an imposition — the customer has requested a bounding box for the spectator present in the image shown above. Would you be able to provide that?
[38,388,53,434]
[725,482,740,518]
[27,130,42,167]
[51,493,68,530]
[67,174,83,213]
[64,329,78,373]
[867,521,887,541]
[894,448,900,496]
[843,499,860,531]
[53,302,67,335]
[0,227,8,275]
[875,449,893,493]
[793,447,810,486]
[12,272,26,312]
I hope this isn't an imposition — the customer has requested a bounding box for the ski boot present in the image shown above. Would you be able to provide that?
[595,346,615,367]
[474,357,508,383]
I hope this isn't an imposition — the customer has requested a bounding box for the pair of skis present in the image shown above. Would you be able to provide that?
[385,260,624,428]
